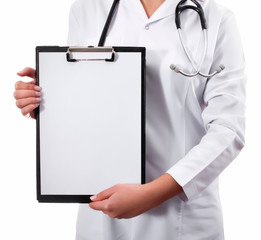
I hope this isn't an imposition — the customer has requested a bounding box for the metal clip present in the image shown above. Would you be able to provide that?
[66,46,115,62]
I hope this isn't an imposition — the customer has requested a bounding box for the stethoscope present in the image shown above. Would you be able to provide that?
[98,0,225,78]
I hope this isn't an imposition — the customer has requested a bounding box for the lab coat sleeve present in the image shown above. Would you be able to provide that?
[167,11,246,201]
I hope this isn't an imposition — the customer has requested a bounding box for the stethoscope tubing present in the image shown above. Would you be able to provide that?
[171,29,223,78]
[177,29,207,77]
[98,0,225,78]
[171,0,225,78]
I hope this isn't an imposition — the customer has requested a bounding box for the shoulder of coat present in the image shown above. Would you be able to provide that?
[70,0,112,13]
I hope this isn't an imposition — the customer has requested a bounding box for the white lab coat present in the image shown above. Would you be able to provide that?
[67,0,246,239]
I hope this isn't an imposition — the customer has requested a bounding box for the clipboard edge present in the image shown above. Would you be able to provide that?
[35,46,146,203]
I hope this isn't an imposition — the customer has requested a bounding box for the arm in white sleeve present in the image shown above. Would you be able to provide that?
[167,11,246,201]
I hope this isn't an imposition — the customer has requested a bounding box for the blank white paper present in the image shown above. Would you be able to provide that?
[39,51,142,195]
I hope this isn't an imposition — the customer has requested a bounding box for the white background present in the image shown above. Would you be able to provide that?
[0,0,260,239]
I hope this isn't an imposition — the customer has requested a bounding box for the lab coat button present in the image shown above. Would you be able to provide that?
[145,25,150,30]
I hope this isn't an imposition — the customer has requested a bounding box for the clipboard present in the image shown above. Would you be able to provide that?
[36,46,146,203]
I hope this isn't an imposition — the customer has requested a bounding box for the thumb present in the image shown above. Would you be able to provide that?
[90,186,116,202]
[89,199,109,211]
[17,67,36,80]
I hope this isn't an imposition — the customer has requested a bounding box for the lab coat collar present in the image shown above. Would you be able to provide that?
[122,0,180,24]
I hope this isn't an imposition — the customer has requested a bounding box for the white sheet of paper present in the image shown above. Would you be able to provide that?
[39,51,142,195]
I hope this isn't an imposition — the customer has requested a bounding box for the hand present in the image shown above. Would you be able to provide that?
[14,67,41,119]
[89,184,155,219]
[89,173,183,219]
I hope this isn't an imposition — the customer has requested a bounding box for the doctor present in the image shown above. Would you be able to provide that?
[14,0,246,239]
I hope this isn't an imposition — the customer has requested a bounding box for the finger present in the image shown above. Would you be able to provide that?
[29,110,37,119]
[102,210,121,219]
[14,90,41,100]
[89,199,109,211]
[90,186,117,202]
[16,97,41,109]
[21,103,39,116]
[15,81,41,91]
[90,202,120,219]
[17,67,36,80]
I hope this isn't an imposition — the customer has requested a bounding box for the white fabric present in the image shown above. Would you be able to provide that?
[67,0,246,239]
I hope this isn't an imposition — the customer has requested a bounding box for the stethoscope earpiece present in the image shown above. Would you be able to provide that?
[170,63,225,78]
[169,64,181,73]
[216,64,225,73]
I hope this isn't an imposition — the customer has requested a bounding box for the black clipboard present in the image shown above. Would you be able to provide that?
[36,46,146,203]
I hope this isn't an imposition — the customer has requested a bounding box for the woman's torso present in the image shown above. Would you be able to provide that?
[69,0,228,239]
